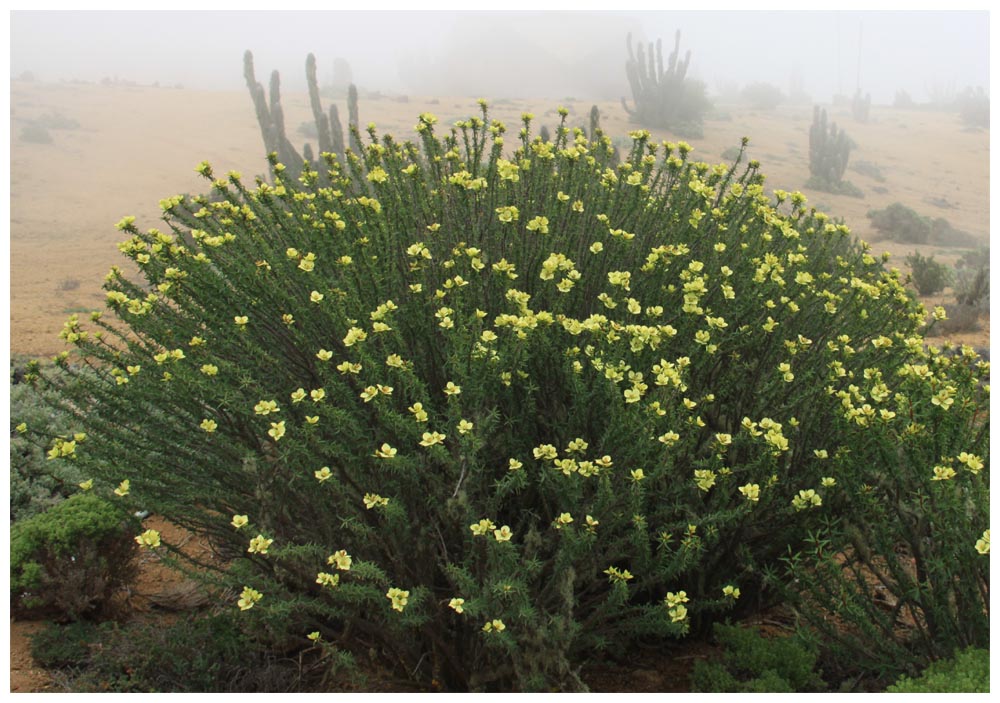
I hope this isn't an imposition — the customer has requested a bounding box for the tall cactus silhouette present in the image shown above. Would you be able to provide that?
[806,106,862,196]
[243,50,355,177]
[808,106,851,184]
[620,30,709,137]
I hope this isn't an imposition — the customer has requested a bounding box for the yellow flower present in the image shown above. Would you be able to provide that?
[722,585,740,600]
[386,587,409,612]
[248,534,273,554]
[664,590,689,608]
[316,572,340,588]
[443,381,461,396]
[957,452,984,474]
[310,388,326,402]
[630,468,646,482]
[290,388,307,403]
[364,493,389,509]
[738,483,760,502]
[658,431,680,446]
[316,349,334,361]
[360,386,378,403]
[328,550,352,571]
[932,465,957,481]
[820,477,837,488]
[470,518,496,536]
[200,364,218,376]
[200,418,218,433]
[307,631,321,641]
[507,458,523,471]
[554,512,574,529]
[791,489,822,510]
[975,529,990,555]
[310,290,324,303]
[234,315,249,327]
[408,402,429,423]
[694,469,716,492]
[457,419,474,435]
[374,443,397,459]
[135,529,161,549]
[268,421,286,441]
[78,479,93,491]
[237,586,262,611]
[314,466,333,482]
[669,605,688,623]
[813,449,829,459]
[419,431,446,447]
[604,566,633,582]
[343,327,367,347]
[231,514,249,529]
[533,444,558,461]
[449,598,465,613]
[254,399,279,415]
[305,415,319,425]
[526,215,549,234]
[386,354,406,368]
[114,479,130,497]
[482,619,506,633]
[493,525,513,542]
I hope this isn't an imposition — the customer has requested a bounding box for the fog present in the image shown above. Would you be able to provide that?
[10,10,989,105]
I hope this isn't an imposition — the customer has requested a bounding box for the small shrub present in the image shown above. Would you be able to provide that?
[956,87,989,129]
[21,123,52,144]
[30,620,101,669]
[690,622,824,692]
[868,202,930,243]
[886,647,989,693]
[954,247,989,310]
[904,251,951,296]
[10,492,139,620]
[849,160,885,182]
[934,303,980,335]
[740,82,784,111]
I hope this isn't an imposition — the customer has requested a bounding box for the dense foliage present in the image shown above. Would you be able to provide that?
[19,103,988,690]
[10,492,139,620]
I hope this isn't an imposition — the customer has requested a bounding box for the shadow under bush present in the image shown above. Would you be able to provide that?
[26,103,987,691]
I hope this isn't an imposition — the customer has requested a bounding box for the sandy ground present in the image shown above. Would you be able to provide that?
[9,78,990,358]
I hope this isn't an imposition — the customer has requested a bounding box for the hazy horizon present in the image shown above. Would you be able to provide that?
[9,10,990,105]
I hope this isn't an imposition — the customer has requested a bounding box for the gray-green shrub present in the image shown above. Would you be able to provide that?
[10,492,139,620]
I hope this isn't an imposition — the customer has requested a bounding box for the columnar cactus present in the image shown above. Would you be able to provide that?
[620,30,709,137]
[243,51,354,177]
[808,106,851,184]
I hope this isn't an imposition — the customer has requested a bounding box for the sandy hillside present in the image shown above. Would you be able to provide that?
[9,78,990,358]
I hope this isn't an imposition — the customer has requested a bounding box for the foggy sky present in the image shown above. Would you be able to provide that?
[9,10,990,105]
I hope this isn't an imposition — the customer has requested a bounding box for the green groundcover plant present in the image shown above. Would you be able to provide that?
[18,104,988,691]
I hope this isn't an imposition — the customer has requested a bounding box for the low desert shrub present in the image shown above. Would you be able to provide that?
[740,82,784,111]
[904,251,951,296]
[886,647,989,693]
[690,622,824,692]
[869,203,930,244]
[10,492,140,620]
[25,103,983,690]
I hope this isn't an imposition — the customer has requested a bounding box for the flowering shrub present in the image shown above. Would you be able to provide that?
[22,104,987,690]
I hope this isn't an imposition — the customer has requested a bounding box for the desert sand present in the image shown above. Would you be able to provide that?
[9,78,989,358]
